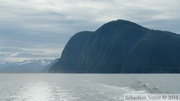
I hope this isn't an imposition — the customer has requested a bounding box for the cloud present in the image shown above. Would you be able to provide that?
[0,0,180,62]
[0,46,63,62]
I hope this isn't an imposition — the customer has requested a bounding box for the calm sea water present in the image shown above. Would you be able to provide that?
[0,74,179,101]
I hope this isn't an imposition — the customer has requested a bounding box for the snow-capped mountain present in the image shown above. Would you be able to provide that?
[41,58,59,73]
[0,59,52,73]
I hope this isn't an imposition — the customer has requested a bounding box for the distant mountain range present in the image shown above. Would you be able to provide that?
[0,59,52,73]
[50,19,180,73]
[41,59,59,73]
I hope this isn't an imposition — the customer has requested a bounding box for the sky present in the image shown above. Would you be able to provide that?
[0,0,180,62]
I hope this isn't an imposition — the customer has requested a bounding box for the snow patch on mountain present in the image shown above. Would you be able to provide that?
[0,59,53,73]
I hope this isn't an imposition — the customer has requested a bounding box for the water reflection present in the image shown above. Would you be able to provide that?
[0,74,79,101]
[19,81,78,101]
[21,81,53,101]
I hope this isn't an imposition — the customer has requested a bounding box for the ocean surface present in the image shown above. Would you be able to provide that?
[0,74,179,101]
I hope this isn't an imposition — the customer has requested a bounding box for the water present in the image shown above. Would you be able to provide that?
[0,74,179,101]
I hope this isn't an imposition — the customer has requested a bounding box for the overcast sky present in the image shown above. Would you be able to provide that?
[0,0,180,62]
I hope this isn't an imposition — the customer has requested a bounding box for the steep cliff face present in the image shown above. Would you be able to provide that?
[122,30,180,73]
[50,20,180,73]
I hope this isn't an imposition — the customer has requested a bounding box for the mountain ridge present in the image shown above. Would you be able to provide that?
[50,19,180,73]
[0,59,52,73]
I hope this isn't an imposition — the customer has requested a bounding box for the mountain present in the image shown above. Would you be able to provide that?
[0,62,16,69]
[41,58,59,73]
[0,59,52,73]
[50,19,180,73]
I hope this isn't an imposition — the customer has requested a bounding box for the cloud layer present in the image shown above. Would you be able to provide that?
[0,0,180,62]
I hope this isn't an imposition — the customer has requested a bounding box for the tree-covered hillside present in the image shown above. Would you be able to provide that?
[50,20,180,73]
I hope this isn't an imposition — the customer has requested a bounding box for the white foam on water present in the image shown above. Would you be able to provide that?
[74,80,149,101]
[0,80,79,101]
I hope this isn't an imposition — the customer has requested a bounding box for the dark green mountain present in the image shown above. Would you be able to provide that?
[50,20,180,73]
